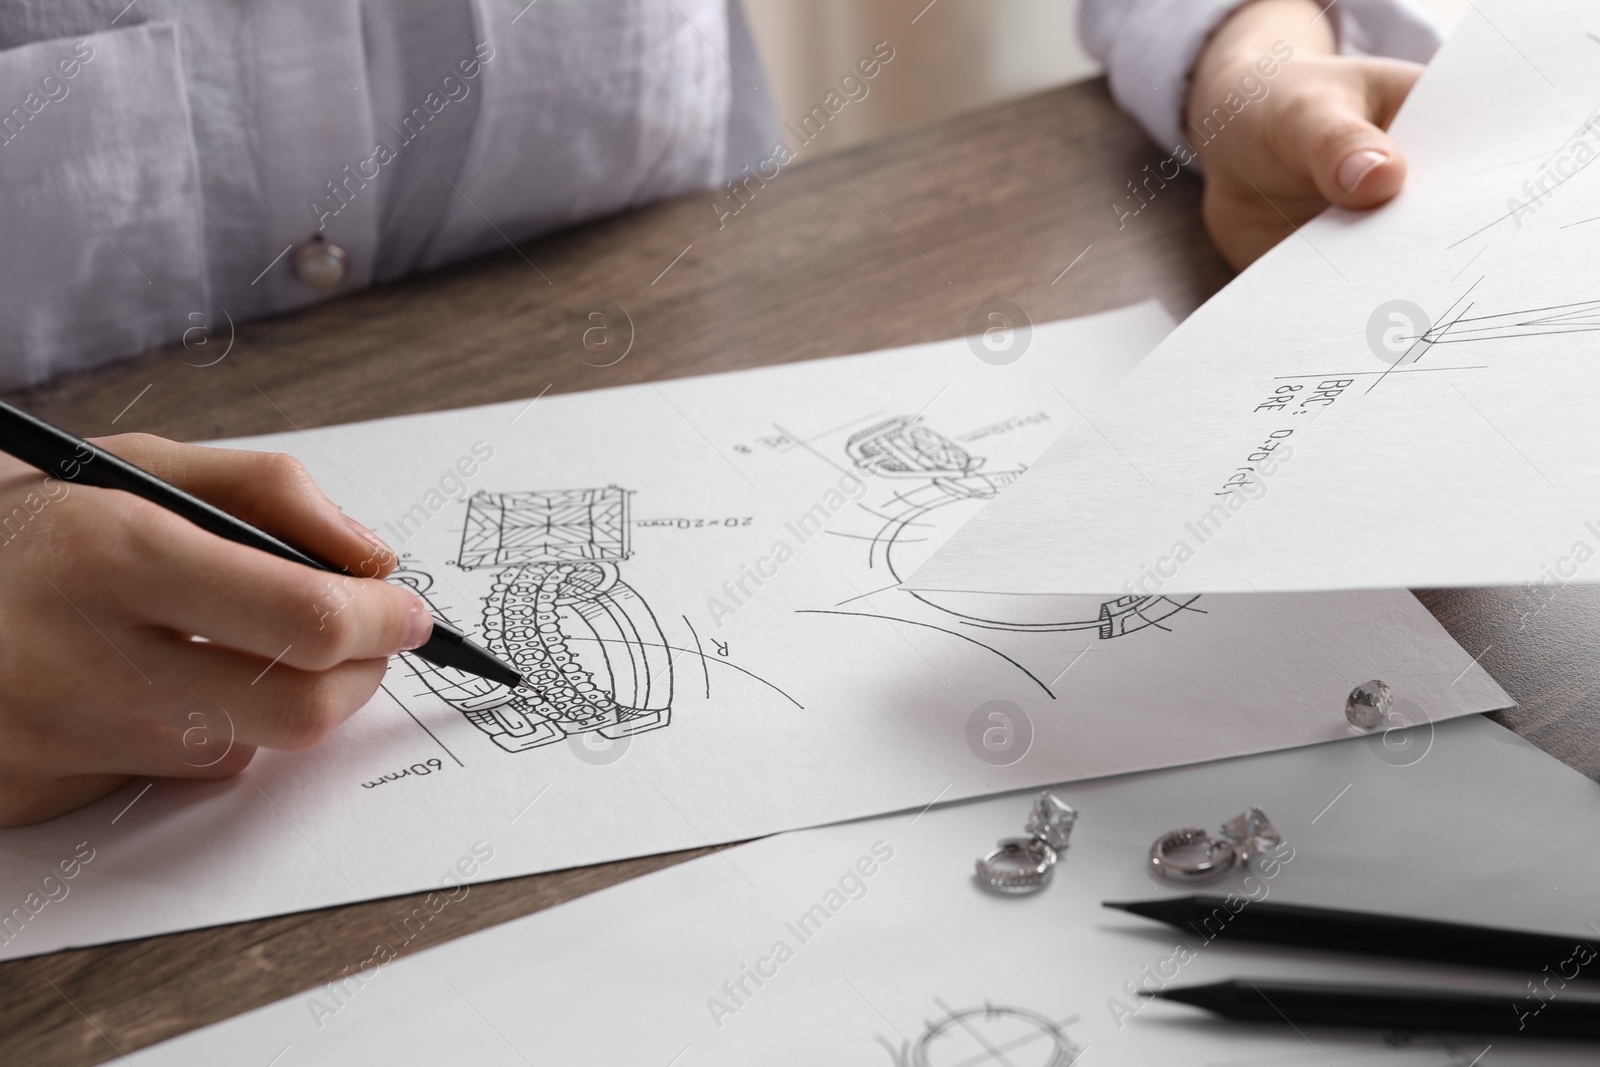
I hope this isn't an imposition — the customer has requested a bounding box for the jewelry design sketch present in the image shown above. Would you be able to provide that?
[877,1000,1082,1067]
[1379,280,1600,375]
[393,487,674,752]
[842,416,1202,637]
[1412,298,1600,346]
[798,416,1204,697]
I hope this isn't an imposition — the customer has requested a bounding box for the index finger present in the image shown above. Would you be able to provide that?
[88,493,431,670]
[94,433,395,579]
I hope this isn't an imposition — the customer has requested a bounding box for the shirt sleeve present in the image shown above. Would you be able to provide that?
[0,22,208,389]
[1077,0,1446,154]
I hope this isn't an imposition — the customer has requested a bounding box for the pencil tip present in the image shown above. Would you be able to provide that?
[1102,898,1165,919]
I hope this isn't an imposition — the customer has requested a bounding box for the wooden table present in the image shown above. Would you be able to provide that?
[4,77,1597,1066]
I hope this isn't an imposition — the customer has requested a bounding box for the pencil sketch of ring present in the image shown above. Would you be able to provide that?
[393,486,674,754]
[833,417,1205,652]
[1148,828,1237,881]
[975,837,1057,894]
[464,488,671,749]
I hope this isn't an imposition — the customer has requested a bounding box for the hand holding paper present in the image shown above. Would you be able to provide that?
[912,0,1600,598]
[1188,0,1422,267]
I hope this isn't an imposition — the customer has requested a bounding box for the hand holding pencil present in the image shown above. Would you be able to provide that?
[0,431,431,826]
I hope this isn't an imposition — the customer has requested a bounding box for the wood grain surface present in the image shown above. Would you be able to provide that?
[1,78,1592,1066]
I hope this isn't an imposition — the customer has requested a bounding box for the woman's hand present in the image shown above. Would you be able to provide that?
[1190,0,1424,269]
[0,433,430,825]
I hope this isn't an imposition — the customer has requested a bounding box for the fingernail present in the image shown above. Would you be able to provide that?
[403,602,434,651]
[1337,149,1388,193]
[342,512,392,556]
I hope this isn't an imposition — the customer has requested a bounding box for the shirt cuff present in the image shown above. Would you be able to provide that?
[1335,0,1445,63]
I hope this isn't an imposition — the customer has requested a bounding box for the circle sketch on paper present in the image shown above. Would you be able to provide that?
[878,1000,1082,1067]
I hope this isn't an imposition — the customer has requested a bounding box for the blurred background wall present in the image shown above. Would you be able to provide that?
[740,0,1472,156]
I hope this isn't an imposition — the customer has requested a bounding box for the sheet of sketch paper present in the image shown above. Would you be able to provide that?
[123,716,1597,1066]
[910,0,1600,597]
[0,303,1508,960]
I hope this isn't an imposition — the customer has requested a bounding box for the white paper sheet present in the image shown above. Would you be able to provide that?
[123,716,1599,1065]
[911,0,1600,597]
[0,304,1508,961]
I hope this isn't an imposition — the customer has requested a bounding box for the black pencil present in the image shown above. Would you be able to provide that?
[1147,979,1600,1038]
[1104,897,1597,976]
[0,397,522,689]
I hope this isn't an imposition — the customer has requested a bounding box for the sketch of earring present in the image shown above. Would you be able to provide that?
[1148,806,1282,882]
[975,791,1078,895]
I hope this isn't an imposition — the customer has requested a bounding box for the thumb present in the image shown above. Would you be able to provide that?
[1292,59,1423,211]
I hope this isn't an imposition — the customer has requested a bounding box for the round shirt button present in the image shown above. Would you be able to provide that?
[292,237,349,291]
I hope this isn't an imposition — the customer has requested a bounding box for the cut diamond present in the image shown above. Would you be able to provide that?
[1025,791,1078,850]
[1219,805,1282,863]
[1345,679,1392,730]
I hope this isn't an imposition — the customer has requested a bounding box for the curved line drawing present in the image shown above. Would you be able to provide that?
[954,594,1208,636]
[840,415,1204,637]
[851,501,936,527]
[876,999,1082,1067]
[797,609,1057,699]
[824,530,929,545]
[558,633,805,710]
[682,614,712,699]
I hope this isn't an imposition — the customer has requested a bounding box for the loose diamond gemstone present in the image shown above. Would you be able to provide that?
[1345,679,1393,729]
[1025,791,1078,850]
[1219,806,1282,863]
